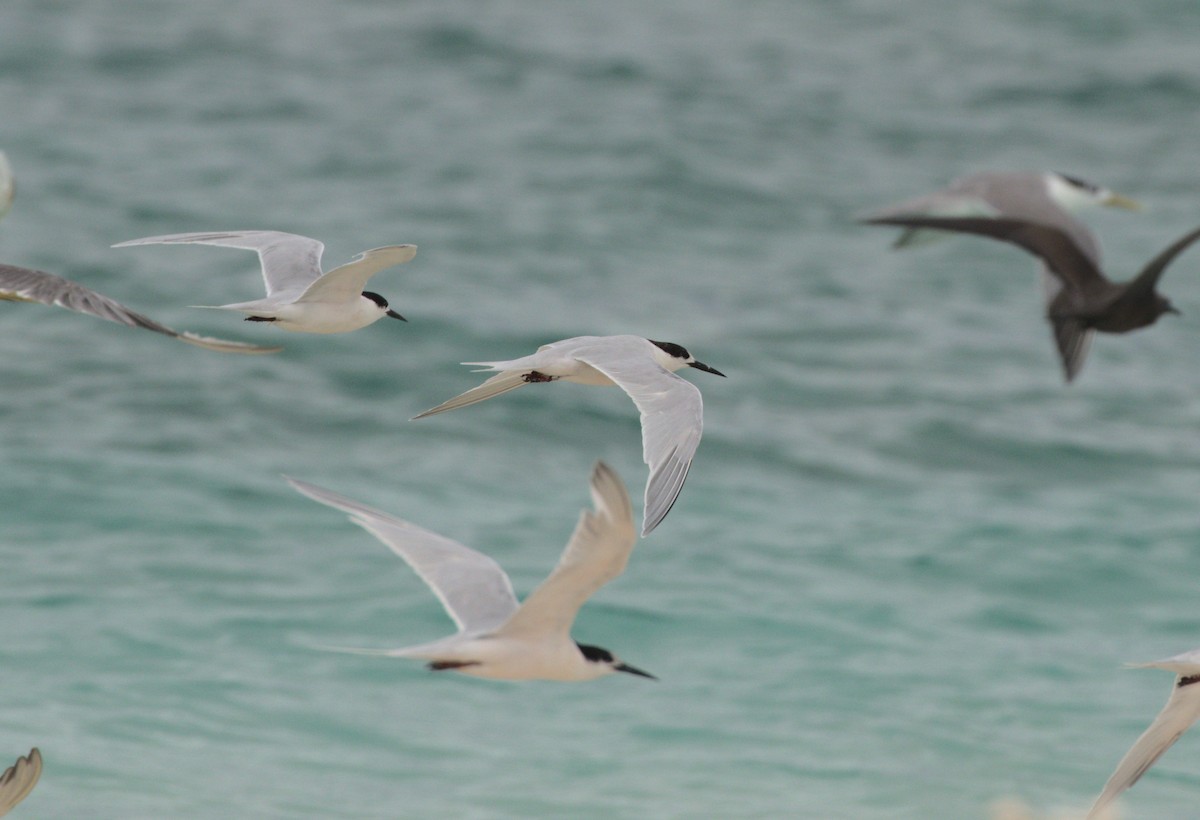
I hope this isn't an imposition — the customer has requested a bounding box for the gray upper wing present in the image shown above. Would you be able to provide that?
[1088,675,1200,819]
[573,338,705,536]
[114,231,325,297]
[286,477,519,635]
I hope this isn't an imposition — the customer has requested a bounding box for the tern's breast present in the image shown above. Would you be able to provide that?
[274,298,383,334]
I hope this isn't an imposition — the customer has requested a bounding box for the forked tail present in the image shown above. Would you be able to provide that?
[412,369,532,419]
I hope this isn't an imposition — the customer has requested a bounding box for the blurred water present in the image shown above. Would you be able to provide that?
[4,0,1200,817]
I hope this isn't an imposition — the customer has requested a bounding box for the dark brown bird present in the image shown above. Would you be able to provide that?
[861,214,1200,382]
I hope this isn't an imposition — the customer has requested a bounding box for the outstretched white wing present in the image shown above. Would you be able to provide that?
[0,747,42,816]
[497,461,636,641]
[1088,657,1200,819]
[298,245,416,304]
[0,264,280,354]
[574,338,704,536]
[114,230,326,297]
[286,477,519,635]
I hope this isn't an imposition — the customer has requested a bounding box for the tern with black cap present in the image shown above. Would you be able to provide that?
[113,230,413,335]
[286,462,655,683]
[412,334,725,535]
[860,170,1140,251]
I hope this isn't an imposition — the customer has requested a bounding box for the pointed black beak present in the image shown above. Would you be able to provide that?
[386,309,407,322]
[1168,306,1183,316]
[615,662,657,680]
[688,360,726,377]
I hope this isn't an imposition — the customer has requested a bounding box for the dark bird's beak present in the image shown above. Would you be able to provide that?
[387,309,407,322]
[1168,306,1183,316]
[615,662,657,680]
[688,361,726,377]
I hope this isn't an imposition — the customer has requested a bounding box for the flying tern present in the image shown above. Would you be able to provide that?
[861,170,1139,251]
[113,230,414,334]
[0,748,41,817]
[0,263,280,353]
[286,461,655,682]
[412,335,726,535]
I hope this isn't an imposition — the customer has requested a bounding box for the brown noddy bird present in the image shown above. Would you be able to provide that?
[861,213,1200,382]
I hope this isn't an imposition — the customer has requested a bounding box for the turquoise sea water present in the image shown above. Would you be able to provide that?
[4,1,1200,817]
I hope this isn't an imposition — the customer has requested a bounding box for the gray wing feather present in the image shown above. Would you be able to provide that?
[1088,677,1200,819]
[0,264,280,354]
[113,231,326,296]
[573,340,705,536]
[285,477,519,634]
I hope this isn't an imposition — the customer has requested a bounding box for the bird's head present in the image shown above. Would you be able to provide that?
[576,643,656,681]
[1049,172,1141,212]
[362,290,406,321]
[647,339,726,377]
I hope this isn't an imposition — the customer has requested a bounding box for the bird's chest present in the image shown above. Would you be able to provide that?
[276,299,380,333]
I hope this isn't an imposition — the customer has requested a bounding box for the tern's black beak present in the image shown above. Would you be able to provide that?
[688,361,726,377]
[386,309,407,322]
[615,662,657,680]
[1167,306,1183,317]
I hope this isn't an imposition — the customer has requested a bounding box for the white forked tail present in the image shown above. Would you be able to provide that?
[411,369,532,420]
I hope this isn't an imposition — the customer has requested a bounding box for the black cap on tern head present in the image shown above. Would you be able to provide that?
[362,290,406,321]
[648,339,726,378]
[577,642,657,680]
[1054,172,1101,194]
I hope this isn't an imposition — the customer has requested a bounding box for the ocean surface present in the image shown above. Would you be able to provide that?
[3,1,1200,817]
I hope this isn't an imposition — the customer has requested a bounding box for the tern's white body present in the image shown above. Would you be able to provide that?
[1088,647,1200,819]
[387,633,616,682]
[412,334,725,536]
[113,230,415,334]
[286,461,654,683]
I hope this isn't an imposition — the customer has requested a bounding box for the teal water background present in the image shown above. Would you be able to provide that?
[4,1,1200,817]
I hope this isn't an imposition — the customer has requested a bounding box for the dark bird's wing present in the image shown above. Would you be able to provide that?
[1122,223,1200,301]
[0,264,280,353]
[861,215,1108,292]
